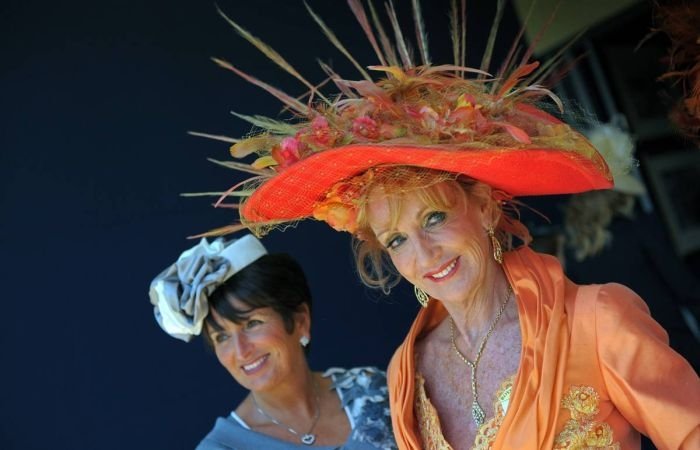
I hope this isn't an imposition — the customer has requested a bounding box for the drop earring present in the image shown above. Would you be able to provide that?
[414,285,430,308]
[487,226,503,264]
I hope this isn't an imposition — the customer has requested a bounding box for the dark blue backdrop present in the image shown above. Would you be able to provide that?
[1,1,696,449]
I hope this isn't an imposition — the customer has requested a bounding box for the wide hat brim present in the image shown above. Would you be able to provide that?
[241,143,613,223]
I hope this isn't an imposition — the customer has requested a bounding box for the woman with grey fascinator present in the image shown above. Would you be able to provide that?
[149,234,397,450]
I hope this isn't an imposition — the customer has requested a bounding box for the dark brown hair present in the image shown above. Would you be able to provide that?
[202,253,312,348]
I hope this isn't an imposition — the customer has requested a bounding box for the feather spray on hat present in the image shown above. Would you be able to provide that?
[183,0,628,237]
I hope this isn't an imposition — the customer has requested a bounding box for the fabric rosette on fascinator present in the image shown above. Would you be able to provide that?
[188,0,633,238]
[149,235,267,341]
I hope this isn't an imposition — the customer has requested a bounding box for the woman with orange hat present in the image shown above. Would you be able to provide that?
[195,2,700,448]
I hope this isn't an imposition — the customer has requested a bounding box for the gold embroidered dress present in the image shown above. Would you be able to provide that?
[388,247,700,449]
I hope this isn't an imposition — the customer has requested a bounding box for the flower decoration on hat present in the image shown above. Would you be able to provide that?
[585,123,644,196]
[149,235,267,341]
[186,0,628,238]
[563,121,646,261]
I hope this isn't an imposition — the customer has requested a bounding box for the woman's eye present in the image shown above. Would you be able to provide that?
[386,234,406,250]
[424,211,446,227]
[245,319,263,330]
[214,333,229,344]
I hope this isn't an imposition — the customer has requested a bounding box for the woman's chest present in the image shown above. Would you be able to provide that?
[416,321,521,449]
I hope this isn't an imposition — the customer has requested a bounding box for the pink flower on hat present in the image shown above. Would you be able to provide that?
[271,137,302,169]
[307,116,338,148]
[312,115,329,130]
[352,115,380,140]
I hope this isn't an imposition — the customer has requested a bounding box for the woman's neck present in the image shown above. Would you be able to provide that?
[444,265,512,350]
[252,364,318,420]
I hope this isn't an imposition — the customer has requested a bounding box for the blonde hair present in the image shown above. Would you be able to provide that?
[352,166,531,294]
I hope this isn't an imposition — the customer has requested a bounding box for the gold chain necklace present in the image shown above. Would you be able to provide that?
[449,286,512,427]
[252,380,321,445]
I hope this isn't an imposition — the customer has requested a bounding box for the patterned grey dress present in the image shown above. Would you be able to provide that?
[196,367,397,450]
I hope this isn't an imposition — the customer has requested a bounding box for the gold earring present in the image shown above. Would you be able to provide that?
[488,226,503,264]
[414,285,430,308]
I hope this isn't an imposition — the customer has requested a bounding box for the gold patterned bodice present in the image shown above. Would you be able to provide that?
[414,372,514,450]
[414,373,620,450]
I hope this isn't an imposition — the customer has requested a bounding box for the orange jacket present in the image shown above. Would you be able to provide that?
[388,247,700,449]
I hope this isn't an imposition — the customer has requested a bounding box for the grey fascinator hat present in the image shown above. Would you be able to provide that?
[149,234,267,342]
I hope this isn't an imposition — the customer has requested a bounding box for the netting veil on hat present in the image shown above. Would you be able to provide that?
[149,234,267,341]
[188,0,628,237]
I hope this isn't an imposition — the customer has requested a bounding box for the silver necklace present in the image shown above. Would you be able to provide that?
[251,382,321,445]
[449,286,512,427]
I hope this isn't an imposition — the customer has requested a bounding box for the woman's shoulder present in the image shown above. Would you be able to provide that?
[595,282,648,310]
[197,414,311,450]
[595,283,668,341]
[324,366,397,450]
[323,366,388,400]
[570,282,651,322]
[568,281,670,347]
[195,416,245,450]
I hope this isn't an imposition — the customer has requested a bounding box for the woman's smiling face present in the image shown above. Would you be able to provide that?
[366,181,490,306]
[207,297,309,393]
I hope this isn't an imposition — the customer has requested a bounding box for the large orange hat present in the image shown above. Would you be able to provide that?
[240,111,611,225]
[191,1,617,237]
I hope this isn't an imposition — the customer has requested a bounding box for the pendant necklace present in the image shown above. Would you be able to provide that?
[252,380,321,445]
[450,286,512,427]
